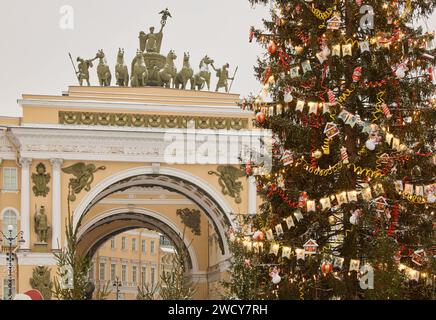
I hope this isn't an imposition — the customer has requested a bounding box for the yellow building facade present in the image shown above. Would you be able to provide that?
[92,228,175,300]
[0,86,265,299]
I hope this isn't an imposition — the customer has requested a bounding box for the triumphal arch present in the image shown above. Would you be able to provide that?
[0,10,266,300]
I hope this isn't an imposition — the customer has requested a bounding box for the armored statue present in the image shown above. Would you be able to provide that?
[193,55,214,91]
[62,163,106,201]
[212,63,235,93]
[208,166,245,204]
[175,52,194,90]
[34,206,50,243]
[76,56,96,86]
[32,163,50,197]
[96,50,112,86]
[159,50,177,88]
[115,48,129,87]
[30,266,53,300]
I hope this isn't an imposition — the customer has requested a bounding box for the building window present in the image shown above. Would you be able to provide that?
[150,241,155,255]
[132,266,137,284]
[160,235,172,247]
[2,210,18,246]
[122,264,127,283]
[141,266,146,284]
[132,238,137,251]
[151,267,156,287]
[3,279,15,300]
[110,238,115,249]
[89,263,95,281]
[99,262,105,281]
[121,237,126,250]
[2,168,18,191]
[142,240,146,253]
[111,264,116,282]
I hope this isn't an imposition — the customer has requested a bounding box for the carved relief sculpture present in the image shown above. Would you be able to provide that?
[62,163,106,201]
[208,166,245,204]
[30,266,53,300]
[32,163,50,197]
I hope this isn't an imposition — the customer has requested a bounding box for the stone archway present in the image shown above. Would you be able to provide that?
[73,166,235,257]
[76,207,199,272]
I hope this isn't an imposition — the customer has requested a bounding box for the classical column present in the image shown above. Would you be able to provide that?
[248,176,257,215]
[50,159,63,251]
[19,158,32,250]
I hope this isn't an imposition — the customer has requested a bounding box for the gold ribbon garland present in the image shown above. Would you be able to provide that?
[372,90,386,123]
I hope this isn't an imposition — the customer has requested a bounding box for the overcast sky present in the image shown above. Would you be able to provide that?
[0,1,434,117]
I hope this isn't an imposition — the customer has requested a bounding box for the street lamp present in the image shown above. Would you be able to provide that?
[0,225,25,300]
[113,276,122,301]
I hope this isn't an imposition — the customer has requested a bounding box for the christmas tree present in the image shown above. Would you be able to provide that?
[228,0,436,300]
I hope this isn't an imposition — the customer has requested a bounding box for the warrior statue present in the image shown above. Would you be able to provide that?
[212,63,235,93]
[76,56,96,86]
[34,206,49,243]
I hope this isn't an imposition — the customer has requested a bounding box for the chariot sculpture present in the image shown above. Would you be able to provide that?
[70,9,237,92]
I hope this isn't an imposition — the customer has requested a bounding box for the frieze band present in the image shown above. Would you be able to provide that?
[59,111,248,130]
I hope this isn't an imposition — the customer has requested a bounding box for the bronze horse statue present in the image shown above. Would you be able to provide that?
[115,48,129,87]
[175,52,194,90]
[131,50,148,87]
[96,50,112,86]
[193,55,214,91]
[159,50,177,88]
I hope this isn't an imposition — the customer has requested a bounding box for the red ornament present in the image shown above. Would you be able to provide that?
[256,111,266,124]
[352,67,362,82]
[252,230,265,241]
[321,261,333,274]
[268,40,278,55]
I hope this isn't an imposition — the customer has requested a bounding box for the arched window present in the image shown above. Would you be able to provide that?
[2,209,18,246]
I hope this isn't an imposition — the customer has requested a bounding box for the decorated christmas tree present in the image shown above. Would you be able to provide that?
[227,0,436,300]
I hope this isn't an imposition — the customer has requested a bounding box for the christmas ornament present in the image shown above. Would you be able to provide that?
[393,60,409,79]
[284,89,293,103]
[268,40,278,55]
[252,230,265,241]
[365,139,376,150]
[349,259,361,272]
[326,12,342,30]
[381,103,392,119]
[374,196,388,213]
[321,261,333,274]
[275,224,284,236]
[324,122,340,139]
[256,111,266,124]
[350,208,362,225]
[282,150,294,166]
[340,147,349,164]
[303,239,318,255]
[270,267,281,284]
[352,67,362,82]
[334,257,344,269]
[313,149,323,159]
[316,46,331,64]
[411,249,426,266]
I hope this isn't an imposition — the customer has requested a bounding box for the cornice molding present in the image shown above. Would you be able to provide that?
[18,99,251,117]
